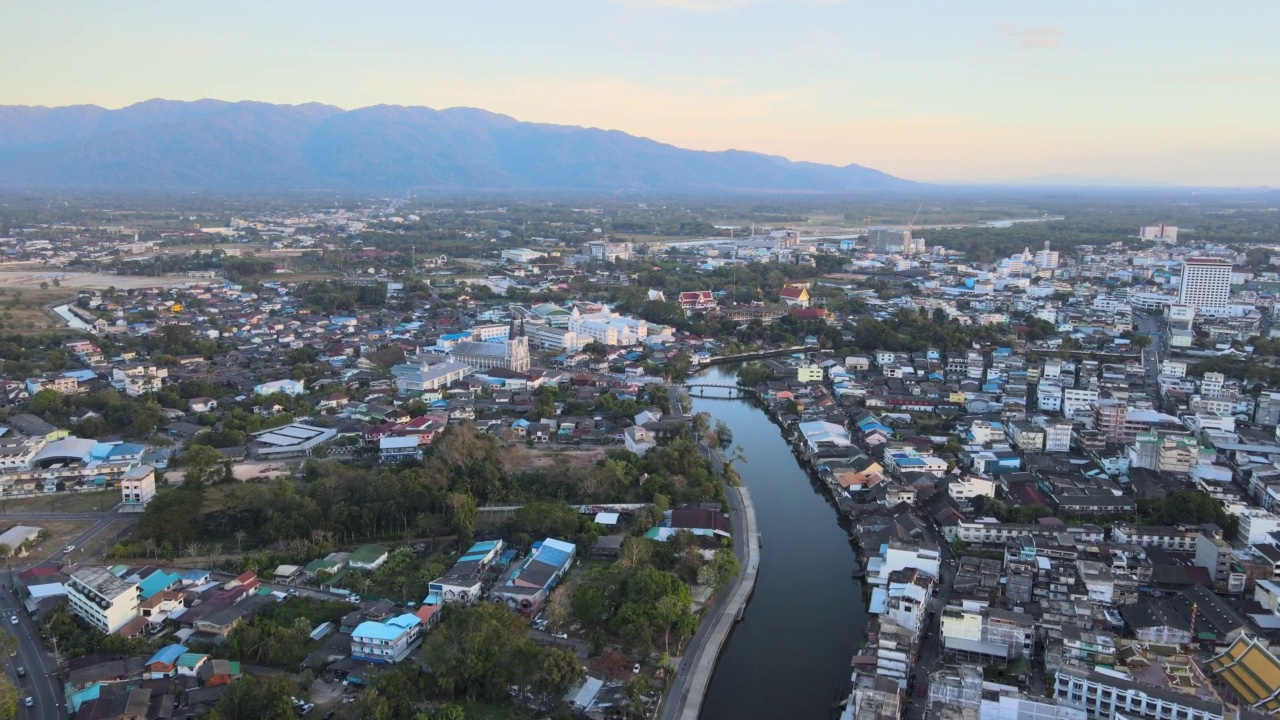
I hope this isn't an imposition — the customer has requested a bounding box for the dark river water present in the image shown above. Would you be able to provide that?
[691,365,867,720]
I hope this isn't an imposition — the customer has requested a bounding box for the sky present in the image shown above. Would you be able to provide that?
[4,0,1278,186]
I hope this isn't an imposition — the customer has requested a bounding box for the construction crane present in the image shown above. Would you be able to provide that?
[902,202,925,254]
[907,201,924,235]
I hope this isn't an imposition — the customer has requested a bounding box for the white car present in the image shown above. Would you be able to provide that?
[9,616,17,626]
[23,697,32,708]
[633,663,641,674]
[63,545,75,553]
[552,632,568,640]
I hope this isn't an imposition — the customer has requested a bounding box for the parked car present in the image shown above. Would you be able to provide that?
[633,663,641,674]
[346,595,361,604]
[8,616,16,626]
[552,632,568,640]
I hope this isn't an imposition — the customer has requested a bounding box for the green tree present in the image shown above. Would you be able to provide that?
[446,492,478,547]
[207,676,297,720]
[180,444,224,488]
[623,675,650,719]
[431,706,466,720]
[735,362,773,386]
[419,604,544,702]
[572,583,612,631]
[26,389,61,416]
[709,546,741,592]
[538,646,586,700]
[0,674,15,720]
[638,299,684,327]
[666,351,693,381]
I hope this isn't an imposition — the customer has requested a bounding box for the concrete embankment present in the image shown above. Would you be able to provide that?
[673,485,760,720]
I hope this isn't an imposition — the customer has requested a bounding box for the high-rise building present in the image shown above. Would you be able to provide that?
[867,227,911,254]
[1034,240,1059,269]
[1177,257,1232,312]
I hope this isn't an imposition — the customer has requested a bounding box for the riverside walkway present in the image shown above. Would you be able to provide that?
[660,485,761,720]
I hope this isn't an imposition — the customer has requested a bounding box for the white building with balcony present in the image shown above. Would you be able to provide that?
[351,614,423,664]
[67,567,140,635]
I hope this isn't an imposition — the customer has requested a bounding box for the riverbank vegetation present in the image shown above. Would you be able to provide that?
[119,422,726,558]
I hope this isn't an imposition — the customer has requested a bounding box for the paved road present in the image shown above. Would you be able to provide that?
[0,588,62,719]
[0,504,135,718]
[905,535,956,720]
[0,513,114,522]
[32,508,136,571]
[658,487,750,720]
[669,388,690,421]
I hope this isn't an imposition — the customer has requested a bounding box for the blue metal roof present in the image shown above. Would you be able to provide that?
[353,616,419,641]
[147,644,188,667]
[535,546,571,569]
[138,570,181,599]
[868,588,887,615]
[107,443,144,459]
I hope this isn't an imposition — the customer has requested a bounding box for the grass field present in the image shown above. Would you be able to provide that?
[0,489,120,515]
[16,518,92,560]
[0,287,75,332]
[76,519,135,561]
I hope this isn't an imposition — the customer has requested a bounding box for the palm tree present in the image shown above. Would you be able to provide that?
[183,542,202,559]
[233,530,247,553]
[353,575,373,596]
[141,538,156,559]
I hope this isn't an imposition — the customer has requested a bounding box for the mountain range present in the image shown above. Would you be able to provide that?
[0,99,911,193]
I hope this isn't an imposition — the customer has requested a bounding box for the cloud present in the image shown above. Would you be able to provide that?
[1174,72,1280,85]
[615,0,845,11]
[615,0,757,9]
[994,25,1064,50]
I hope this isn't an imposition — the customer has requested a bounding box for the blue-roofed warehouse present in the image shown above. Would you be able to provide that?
[490,538,576,616]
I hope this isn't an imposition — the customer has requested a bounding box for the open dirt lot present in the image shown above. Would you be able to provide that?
[501,445,610,473]
[166,460,293,485]
[13,518,92,558]
[0,270,194,291]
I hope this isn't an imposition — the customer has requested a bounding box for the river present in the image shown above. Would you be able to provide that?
[53,304,92,330]
[690,365,866,720]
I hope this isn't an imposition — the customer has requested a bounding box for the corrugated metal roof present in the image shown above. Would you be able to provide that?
[146,644,188,667]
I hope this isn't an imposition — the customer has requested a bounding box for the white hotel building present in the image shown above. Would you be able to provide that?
[1178,258,1232,314]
